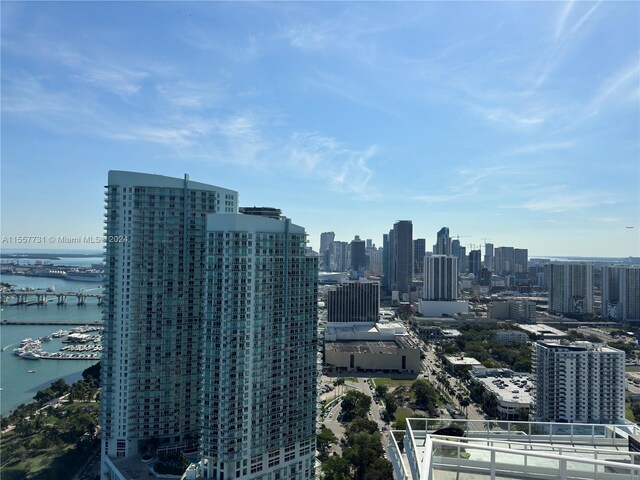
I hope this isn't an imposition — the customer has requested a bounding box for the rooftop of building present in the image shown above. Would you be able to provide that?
[389,418,640,480]
[536,339,624,354]
[518,324,567,337]
[444,355,482,366]
[471,369,533,405]
[325,337,416,354]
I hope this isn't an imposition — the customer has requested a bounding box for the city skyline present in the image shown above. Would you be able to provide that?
[2,2,639,257]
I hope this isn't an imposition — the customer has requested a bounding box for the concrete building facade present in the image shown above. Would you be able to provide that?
[533,340,625,424]
[602,265,640,321]
[548,263,593,316]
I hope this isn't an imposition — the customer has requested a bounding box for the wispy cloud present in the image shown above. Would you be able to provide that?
[536,1,602,87]
[519,186,620,213]
[584,61,640,118]
[411,165,531,203]
[499,141,576,157]
[288,132,377,197]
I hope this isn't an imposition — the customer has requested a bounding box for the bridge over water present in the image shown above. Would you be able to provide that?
[0,290,104,306]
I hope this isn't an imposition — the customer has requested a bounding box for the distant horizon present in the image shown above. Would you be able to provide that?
[1,247,638,263]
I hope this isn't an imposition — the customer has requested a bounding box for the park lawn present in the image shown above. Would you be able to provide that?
[393,407,414,424]
[627,366,640,372]
[373,378,416,388]
[627,402,636,422]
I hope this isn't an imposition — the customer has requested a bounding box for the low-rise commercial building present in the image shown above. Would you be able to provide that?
[518,324,567,340]
[471,367,532,420]
[443,355,482,375]
[324,337,420,374]
[494,330,529,344]
[489,300,536,323]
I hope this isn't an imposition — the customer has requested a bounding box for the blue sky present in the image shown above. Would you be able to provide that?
[1,1,638,257]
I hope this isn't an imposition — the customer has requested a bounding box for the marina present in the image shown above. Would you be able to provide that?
[12,326,103,361]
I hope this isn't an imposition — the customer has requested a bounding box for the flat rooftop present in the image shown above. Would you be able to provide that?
[518,324,567,337]
[476,373,533,405]
[325,339,415,354]
[444,355,482,366]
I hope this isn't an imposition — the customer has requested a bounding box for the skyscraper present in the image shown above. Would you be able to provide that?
[327,280,380,323]
[514,248,528,274]
[548,262,593,316]
[101,171,238,473]
[494,247,515,276]
[484,243,494,271]
[350,236,366,273]
[382,233,390,292]
[602,266,640,321]
[423,255,458,301]
[319,231,335,256]
[413,238,426,275]
[533,341,625,424]
[392,220,413,295]
[468,249,481,278]
[200,212,318,479]
[433,227,451,255]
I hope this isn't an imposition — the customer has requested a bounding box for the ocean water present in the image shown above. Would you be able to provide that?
[0,273,103,415]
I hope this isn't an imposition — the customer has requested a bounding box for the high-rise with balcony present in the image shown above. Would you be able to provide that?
[200,212,318,479]
[101,171,238,475]
[533,341,625,424]
[548,263,593,316]
[602,266,640,321]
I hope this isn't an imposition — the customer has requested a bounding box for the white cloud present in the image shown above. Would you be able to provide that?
[288,132,377,197]
[519,186,620,213]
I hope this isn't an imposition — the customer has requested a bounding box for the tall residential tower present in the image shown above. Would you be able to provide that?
[101,172,238,474]
[200,213,318,479]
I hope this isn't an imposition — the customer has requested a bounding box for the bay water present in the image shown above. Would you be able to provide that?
[0,272,104,415]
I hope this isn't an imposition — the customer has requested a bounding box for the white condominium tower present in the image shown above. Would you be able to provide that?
[101,172,238,474]
[548,262,593,315]
[423,255,458,301]
[201,213,318,480]
[533,341,625,424]
[602,266,640,321]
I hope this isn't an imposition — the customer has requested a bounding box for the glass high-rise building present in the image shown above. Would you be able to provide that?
[101,171,238,474]
[201,213,318,479]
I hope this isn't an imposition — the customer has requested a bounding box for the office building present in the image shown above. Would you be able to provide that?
[489,300,536,323]
[329,241,348,272]
[389,221,413,296]
[548,263,593,315]
[514,248,528,274]
[484,242,494,271]
[349,236,366,273]
[413,238,426,275]
[200,213,318,480]
[433,227,451,255]
[319,231,335,271]
[451,239,466,274]
[468,249,481,278]
[602,266,640,321]
[327,280,379,323]
[494,246,515,276]
[381,234,390,292]
[366,247,382,277]
[101,171,238,475]
[533,340,625,424]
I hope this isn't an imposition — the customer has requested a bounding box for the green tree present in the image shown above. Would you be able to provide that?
[411,379,440,416]
[343,432,384,480]
[317,425,338,455]
[383,393,397,420]
[341,390,372,422]
[374,385,388,398]
[346,418,379,437]
[50,379,69,395]
[363,458,394,480]
[34,388,56,404]
[321,455,350,480]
